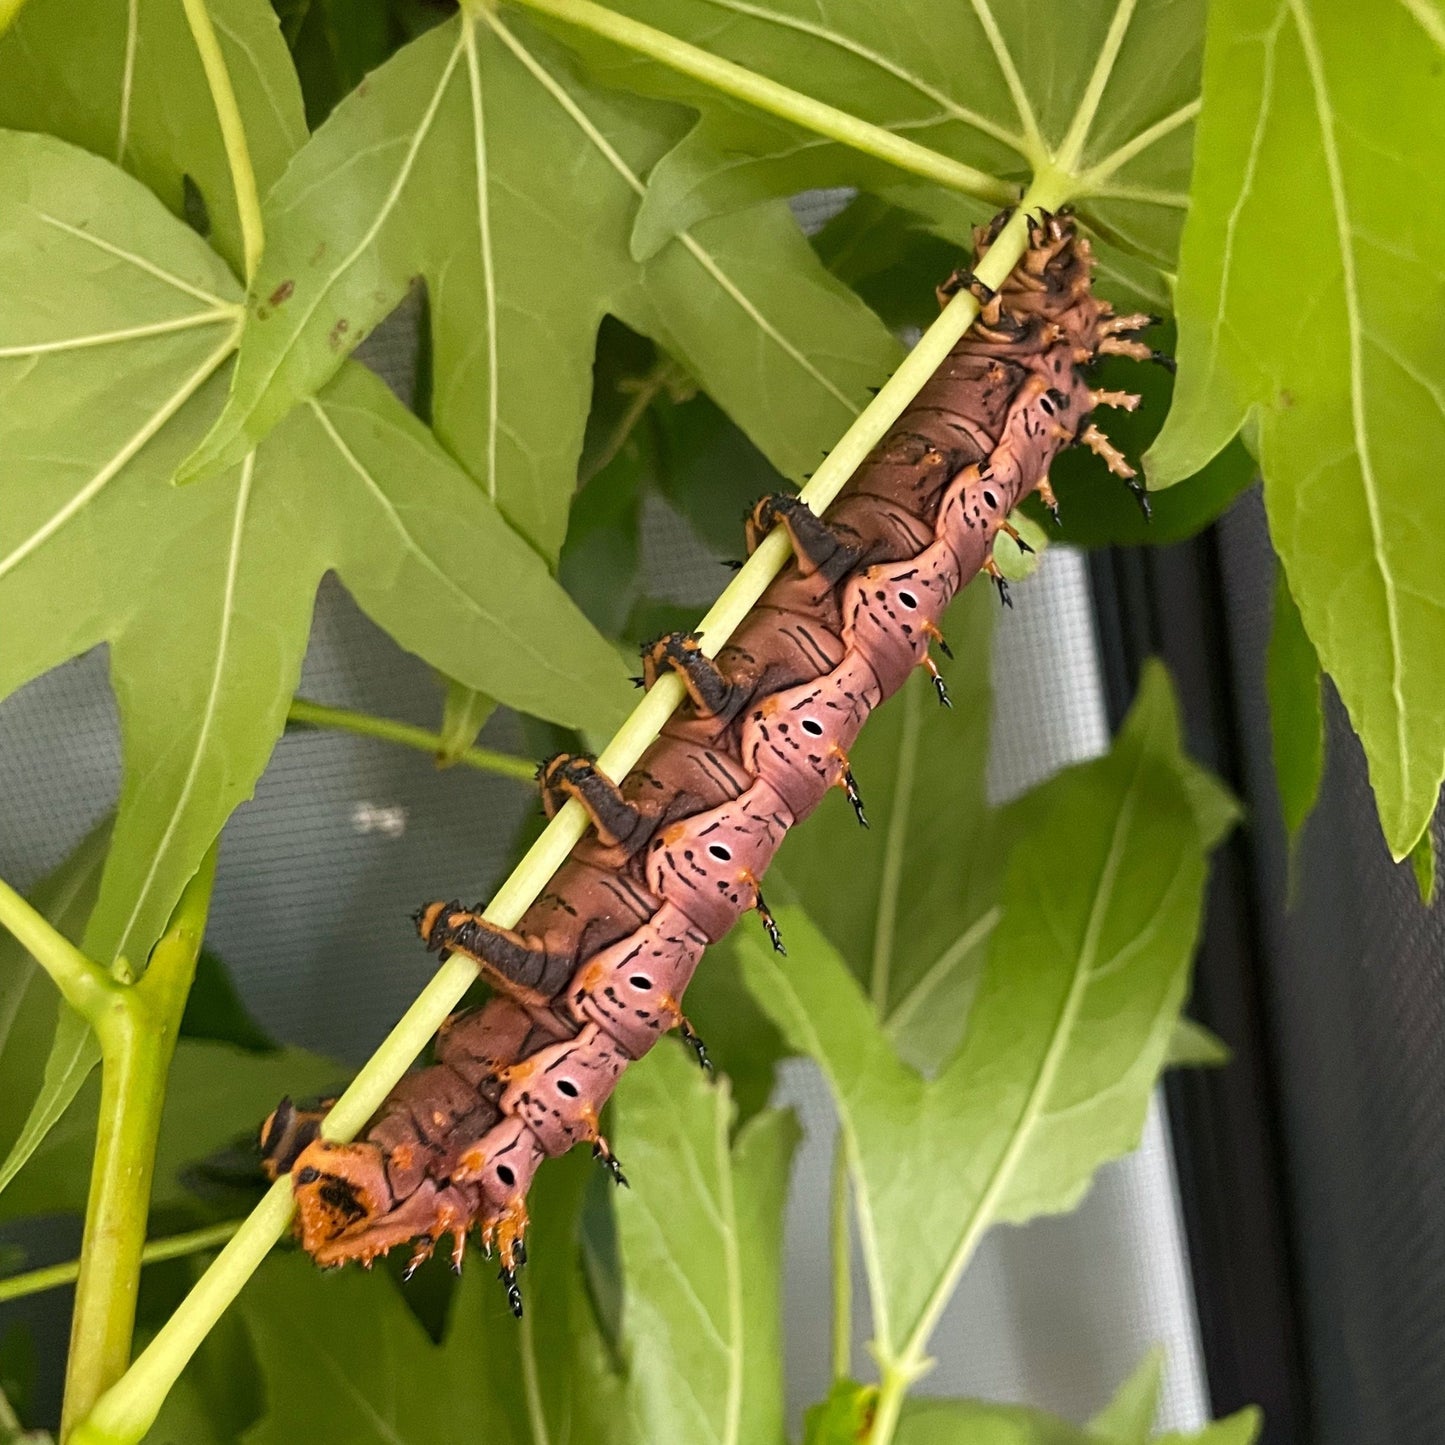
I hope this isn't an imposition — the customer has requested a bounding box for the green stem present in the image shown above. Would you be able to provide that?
[866,1360,924,1445]
[0,1221,242,1305]
[60,846,219,1442]
[0,875,115,1016]
[286,697,537,782]
[507,0,1017,209]
[830,1142,852,1380]
[179,0,265,281]
[70,171,1073,1445]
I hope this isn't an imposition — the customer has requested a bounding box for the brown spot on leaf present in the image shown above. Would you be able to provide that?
[310,240,327,266]
[329,318,350,350]
[1278,389,1295,409]
[268,279,295,308]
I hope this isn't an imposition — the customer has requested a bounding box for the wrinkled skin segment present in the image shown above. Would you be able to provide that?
[264,213,1154,1311]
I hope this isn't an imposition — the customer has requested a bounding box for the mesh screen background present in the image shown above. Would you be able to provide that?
[1220,491,1445,1445]
[1,207,1214,1435]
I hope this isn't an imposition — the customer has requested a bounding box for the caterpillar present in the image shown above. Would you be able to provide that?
[260,210,1159,1314]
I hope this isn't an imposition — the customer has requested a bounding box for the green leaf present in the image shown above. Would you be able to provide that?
[1089,1347,1163,1442]
[897,1398,1085,1444]
[435,681,497,767]
[740,665,1232,1361]
[0,822,110,1200]
[1409,828,1437,909]
[892,1392,1261,1445]
[0,0,305,276]
[1165,1017,1230,1069]
[0,1040,339,1222]
[1145,0,1445,860]
[1156,1410,1263,1445]
[778,583,998,1073]
[180,9,901,560]
[606,1042,799,1445]
[240,1257,511,1443]
[532,0,1202,284]
[0,131,629,969]
[1266,560,1325,845]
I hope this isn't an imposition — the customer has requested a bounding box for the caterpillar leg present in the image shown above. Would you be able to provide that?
[746,878,787,955]
[642,631,745,719]
[413,901,555,1005]
[679,1016,713,1072]
[593,1137,628,1187]
[1080,424,1151,519]
[982,556,1013,609]
[936,266,1002,326]
[1036,474,1062,526]
[745,493,860,583]
[537,753,652,852]
[919,654,952,708]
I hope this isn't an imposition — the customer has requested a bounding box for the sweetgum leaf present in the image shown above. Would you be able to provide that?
[1089,1347,1163,1441]
[181,8,901,560]
[740,665,1233,1358]
[0,133,630,973]
[1145,0,1445,860]
[0,824,109,1201]
[0,0,305,276]
[531,0,1202,284]
[893,1391,1260,1443]
[1165,1018,1230,1069]
[241,1259,512,1443]
[606,1042,799,1445]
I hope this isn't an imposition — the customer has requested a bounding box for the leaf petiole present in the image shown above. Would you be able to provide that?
[0,1221,243,1306]
[178,0,265,282]
[285,697,537,782]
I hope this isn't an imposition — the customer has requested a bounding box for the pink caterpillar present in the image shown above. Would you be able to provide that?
[261,210,1158,1312]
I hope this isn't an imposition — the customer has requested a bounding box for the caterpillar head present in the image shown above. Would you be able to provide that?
[289,1138,397,1261]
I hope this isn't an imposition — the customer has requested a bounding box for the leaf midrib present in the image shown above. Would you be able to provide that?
[1289,0,1410,814]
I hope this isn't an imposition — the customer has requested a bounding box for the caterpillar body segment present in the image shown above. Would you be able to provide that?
[265,211,1156,1308]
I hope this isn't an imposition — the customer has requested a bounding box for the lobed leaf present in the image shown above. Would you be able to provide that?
[0,132,629,971]
[1146,0,1445,859]
[740,665,1233,1361]
[181,7,901,560]
[527,0,1202,286]
[0,0,306,276]
[605,1043,798,1445]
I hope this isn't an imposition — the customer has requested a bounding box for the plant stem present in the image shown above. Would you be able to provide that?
[508,0,1017,209]
[70,171,1072,1445]
[0,875,116,1015]
[830,1141,852,1380]
[178,0,265,281]
[286,697,536,782]
[0,1221,243,1305]
[60,846,219,1441]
